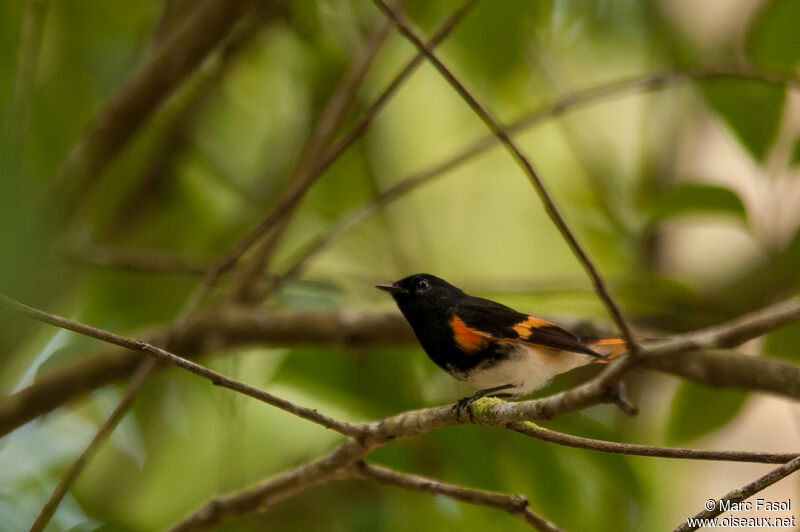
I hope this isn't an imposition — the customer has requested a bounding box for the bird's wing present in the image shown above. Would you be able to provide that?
[452,296,602,357]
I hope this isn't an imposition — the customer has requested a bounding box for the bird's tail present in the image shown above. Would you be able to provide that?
[582,337,627,362]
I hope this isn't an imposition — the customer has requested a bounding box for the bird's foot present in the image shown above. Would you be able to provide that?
[452,394,481,423]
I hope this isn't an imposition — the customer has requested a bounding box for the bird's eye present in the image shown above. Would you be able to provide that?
[415,279,430,293]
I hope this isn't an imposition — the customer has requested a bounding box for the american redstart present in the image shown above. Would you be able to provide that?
[377,273,626,413]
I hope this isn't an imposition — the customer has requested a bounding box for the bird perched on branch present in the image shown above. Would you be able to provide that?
[377,273,626,415]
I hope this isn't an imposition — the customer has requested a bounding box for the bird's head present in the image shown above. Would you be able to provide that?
[376,273,461,314]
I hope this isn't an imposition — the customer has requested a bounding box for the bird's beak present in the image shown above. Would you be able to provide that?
[375,283,407,295]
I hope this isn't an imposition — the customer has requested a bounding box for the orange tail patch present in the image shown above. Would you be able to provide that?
[584,337,627,362]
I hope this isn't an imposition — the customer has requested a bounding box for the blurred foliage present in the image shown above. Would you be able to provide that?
[664,382,749,445]
[2,0,800,531]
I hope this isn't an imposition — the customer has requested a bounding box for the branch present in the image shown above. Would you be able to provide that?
[674,456,800,532]
[643,294,800,357]
[372,0,639,352]
[27,359,156,532]
[225,5,401,302]
[52,0,251,206]
[507,421,798,464]
[4,295,800,437]
[169,440,363,532]
[277,66,800,286]
[205,0,476,289]
[0,294,359,436]
[168,387,799,530]
[351,461,563,532]
[643,349,800,399]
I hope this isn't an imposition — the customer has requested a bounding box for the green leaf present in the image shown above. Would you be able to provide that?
[746,0,800,70]
[790,137,800,167]
[665,382,748,444]
[700,79,784,161]
[764,321,800,361]
[651,183,747,221]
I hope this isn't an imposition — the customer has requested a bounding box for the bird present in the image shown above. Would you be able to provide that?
[376,273,627,414]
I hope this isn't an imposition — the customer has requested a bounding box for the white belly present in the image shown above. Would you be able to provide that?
[451,343,596,397]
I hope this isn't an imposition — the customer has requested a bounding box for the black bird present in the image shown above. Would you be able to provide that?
[377,273,626,412]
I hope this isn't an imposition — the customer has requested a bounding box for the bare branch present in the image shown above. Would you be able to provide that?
[4,294,800,437]
[277,66,800,286]
[674,456,800,532]
[225,6,401,302]
[168,381,800,531]
[372,0,639,352]
[644,295,800,357]
[643,349,800,399]
[206,0,476,290]
[169,439,364,532]
[507,421,798,464]
[0,294,360,436]
[52,0,252,206]
[352,461,563,532]
[27,359,156,532]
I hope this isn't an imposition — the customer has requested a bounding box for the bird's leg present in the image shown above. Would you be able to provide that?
[453,384,515,423]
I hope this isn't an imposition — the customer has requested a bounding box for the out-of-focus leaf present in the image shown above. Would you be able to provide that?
[764,321,800,361]
[665,382,748,444]
[746,0,800,71]
[446,0,550,89]
[790,136,800,167]
[700,79,784,162]
[273,346,424,416]
[649,182,746,221]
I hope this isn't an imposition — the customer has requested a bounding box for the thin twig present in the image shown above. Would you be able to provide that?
[204,0,477,292]
[373,0,640,352]
[27,359,156,532]
[225,6,401,302]
[508,422,798,464]
[673,456,800,532]
[0,294,360,436]
[276,66,800,286]
[352,461,563,532]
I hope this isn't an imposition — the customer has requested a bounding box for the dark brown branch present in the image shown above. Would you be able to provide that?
[372,0,639,353]
[52,0,252,206]
[674,456,800,532]
[28,359,156,532]
[0,294,360,436]
[352,461,563,532]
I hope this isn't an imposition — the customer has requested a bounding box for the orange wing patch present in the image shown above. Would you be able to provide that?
[584,337,627,360]
[449,316,489,352]
[512,315,553,339]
